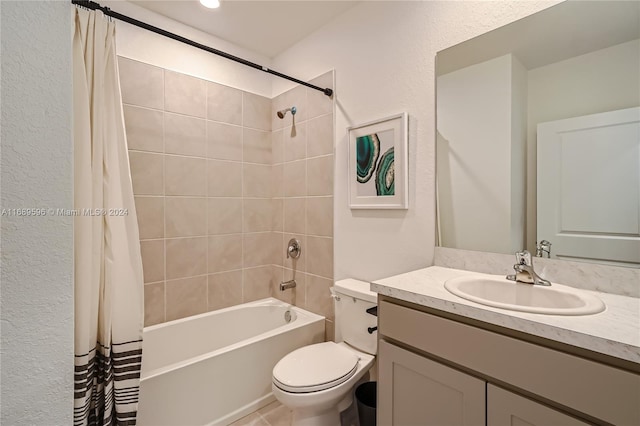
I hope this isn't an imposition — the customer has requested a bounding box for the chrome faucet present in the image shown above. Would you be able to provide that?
[536,240,552,258]
[506,250,551,286]
[279,279,296,291]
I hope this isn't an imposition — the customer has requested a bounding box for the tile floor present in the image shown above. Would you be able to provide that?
[230,401,293,426]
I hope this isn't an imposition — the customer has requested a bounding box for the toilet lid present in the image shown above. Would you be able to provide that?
[273,342,359,393]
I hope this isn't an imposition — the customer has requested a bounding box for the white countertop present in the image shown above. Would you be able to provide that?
[371,266,640,364]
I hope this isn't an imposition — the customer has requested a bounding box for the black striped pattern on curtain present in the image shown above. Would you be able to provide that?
[74,340,143,426]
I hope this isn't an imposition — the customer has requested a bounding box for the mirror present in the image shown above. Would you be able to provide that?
[436,0,640,268]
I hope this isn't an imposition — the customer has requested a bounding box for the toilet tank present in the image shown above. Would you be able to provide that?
[333,279,378,355]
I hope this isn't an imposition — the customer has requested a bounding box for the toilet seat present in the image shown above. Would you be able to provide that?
[273,342,360,393]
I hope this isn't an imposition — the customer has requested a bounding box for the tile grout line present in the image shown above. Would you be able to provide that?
[205,82,210,313]
[241,91,245,303]
[162,68,167,324]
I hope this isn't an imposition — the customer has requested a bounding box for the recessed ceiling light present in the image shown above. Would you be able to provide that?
[200,0,220,9]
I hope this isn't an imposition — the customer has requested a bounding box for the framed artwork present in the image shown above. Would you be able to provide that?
[348,113,408,209]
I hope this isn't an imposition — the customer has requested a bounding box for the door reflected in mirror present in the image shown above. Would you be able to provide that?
[435,0,640,267]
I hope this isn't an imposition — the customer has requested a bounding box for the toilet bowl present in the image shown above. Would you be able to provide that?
[272,279,377,426]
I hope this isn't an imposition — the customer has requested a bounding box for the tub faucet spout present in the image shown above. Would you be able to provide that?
[279,279,296,291]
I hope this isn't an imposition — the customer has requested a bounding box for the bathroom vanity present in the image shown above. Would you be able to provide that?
[372,267,640,426]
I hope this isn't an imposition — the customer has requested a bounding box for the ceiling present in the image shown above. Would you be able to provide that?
[437,0,640,75]
[130,0,358,58]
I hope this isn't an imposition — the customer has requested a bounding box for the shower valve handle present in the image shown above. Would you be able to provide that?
[286,238,301,259]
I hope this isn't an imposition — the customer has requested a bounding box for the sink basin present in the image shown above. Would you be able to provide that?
[444,275,605,315]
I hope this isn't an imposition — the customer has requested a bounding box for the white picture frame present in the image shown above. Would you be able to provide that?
[348,113,408,209]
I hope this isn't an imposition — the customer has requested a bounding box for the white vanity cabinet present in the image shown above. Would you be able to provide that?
[377,297,640,426]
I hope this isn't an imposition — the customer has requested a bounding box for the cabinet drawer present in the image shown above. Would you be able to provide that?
[379,300,640,425]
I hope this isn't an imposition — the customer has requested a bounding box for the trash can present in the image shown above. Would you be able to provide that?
[355,381,377,426]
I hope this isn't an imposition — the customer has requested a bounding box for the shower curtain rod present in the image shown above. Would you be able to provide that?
[71,0,334,97]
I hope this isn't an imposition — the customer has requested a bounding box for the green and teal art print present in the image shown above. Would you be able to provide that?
[355,134,380,183]
[355,129,395,196]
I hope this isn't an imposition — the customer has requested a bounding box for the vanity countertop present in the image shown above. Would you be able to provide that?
[371,266,640,364]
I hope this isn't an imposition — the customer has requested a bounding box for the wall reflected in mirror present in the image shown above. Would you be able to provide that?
[435,1,639,267]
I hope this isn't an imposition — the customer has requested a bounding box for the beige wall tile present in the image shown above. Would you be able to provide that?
[243,129,271,164]
[272,232,284,266]
[272,198,283,232]
[284,198,305,234]
[207,82,242,125]
[129,151,164,195]
[118,57,163,110]
[325,319,335,342]
[135,196,164,240]
[307,156,333,196]
[165,155,206,196]
[306,236,333,279]
[208,160,242,197]
[272,129,284,164]
[285,85,308,123]
[164,113,206,157]
[283,234,306,272]
[208,234,243,273]
[271,164,284,198]
[243,232,275,267]
[164,70,206,118]
[208,270,242,311]
[243,92,271,131]
[243,164,271,198]
[165,197,207,238]
[270,265,284,298]
[144,282,165,326]
[306,197,333,237]
[283,160,306,197]
[208,198,242,235]
[307,114,333,158]
[284,122,306,162]
[166,237,207,280]
[207,121,242,161]
[271,92,287,132]
[243,266,272,302]
[243,198,272,232]
[307,72,334,119]
[166,275,207,321]
[140,239,164,284]
[123,105,163,153]
[305,274,334,321]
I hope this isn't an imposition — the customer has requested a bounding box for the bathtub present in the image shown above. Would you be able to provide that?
[137,298,325,426]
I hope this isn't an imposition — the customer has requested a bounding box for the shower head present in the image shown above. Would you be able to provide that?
[276,106,297,119]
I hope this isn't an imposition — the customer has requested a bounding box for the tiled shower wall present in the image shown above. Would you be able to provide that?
[120,57,335,334]
[120,57,274,326]
[271,72,335,339]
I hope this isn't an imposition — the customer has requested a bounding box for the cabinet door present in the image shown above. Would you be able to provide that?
[488,384,588,426]
[378,340,485,426]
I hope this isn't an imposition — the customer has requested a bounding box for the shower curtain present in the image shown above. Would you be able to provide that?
[73,7,145,426]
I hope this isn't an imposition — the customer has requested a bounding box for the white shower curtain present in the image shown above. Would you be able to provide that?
[73,7,145,426]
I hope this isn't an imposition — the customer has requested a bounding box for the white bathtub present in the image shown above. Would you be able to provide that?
[137,298,325,426]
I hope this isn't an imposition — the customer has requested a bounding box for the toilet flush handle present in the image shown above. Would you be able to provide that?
[329,287,340,301]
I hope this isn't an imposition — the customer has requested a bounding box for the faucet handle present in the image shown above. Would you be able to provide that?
[286,238,301,259]
[515,250,532,266]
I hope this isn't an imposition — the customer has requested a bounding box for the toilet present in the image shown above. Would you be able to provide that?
[272,279,377,426]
